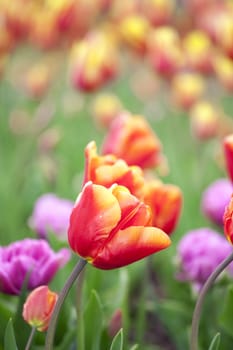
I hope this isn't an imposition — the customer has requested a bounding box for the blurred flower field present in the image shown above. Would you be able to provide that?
[1,1,233,349]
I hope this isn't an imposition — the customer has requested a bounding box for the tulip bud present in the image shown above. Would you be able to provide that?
[182,30,213,74]
[141,0,174,27]
[23,63,51,99]
[147,26,183,78]
[91,93,123,128]
[171,72,205,111]
[213,53,233,92]
[108,309,123,338]
[118,15,150,54]
[69,31,118,92]
[23,286,58,331]
[189,101,219,140]
[216,14,233,59]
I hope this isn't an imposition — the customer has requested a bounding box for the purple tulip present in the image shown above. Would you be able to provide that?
[201,178,233,226]
[176,228,233,291]
[0,238,71,295]
[29,193,74,240]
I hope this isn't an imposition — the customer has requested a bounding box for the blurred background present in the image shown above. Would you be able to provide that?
[1,0,233,349]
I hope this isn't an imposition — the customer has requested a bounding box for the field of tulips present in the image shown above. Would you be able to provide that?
[1,1,233,350]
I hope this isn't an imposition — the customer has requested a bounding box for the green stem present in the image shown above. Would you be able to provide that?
[76,268,86,350]
[190,250,233,350]
[45,258,87,350]
[25,327,36,350]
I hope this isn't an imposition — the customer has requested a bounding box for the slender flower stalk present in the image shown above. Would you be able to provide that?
[190,250,233,350]
[25,327,36,350]
[45,258,87,350]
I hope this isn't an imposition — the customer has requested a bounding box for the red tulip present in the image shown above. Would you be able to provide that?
[84,141,145,198]
[23,285,58,331]
[68,181,171,269]
[224,134,233,183]
[224,194,233,244]
[143,179,183,235]
[101,112,166,170]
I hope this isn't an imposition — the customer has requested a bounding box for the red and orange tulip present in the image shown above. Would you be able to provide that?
[101,112,165,170]
[143,179,183,235]
[224,194,233,244]
[69,31,118,92]
[224,134,233,183]
[23,285,58,332]
[147,26,183,78]
[68,181,171,269]
[84,141,145,198]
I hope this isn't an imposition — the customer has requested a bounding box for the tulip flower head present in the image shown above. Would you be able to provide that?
[189,100,219,140]
[23,285,58,331]
[141,0,174,27]
[182,30,213,74]
[84,141,145,198]
[201,178,233,226]
[176,228,233,291]
[143,179,183,235]
[0,238,70,295]
[29,193,74,240]
[91,93,123,128]
[101,112,166,170]
[213,54,233,92]
[147,26,183,78]
[171,72,205,111]
[118,14,150,54]
[69,31,118,92]
[68,181,171,269]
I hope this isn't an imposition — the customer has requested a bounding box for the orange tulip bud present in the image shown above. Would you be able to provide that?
[68,182,171,269]
[101,112,165,170]
[23,286,58,332]
[143,180,183,235]
[224,195,233,244]
[224,134,233,183]
[84,141,145,198]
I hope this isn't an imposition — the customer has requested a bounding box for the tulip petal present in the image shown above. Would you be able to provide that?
[68,182,121,258]
[144,181,183,234]
[0,267,19,295]
[111,186,152,230]
[224,134,233,183]
[92,226,171,269]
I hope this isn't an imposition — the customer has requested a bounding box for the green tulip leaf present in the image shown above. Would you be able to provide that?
[208,332,221,350]
[129,344,139,350]
[219,284,233,338]
[4,318,18,350]
[109,328,123,350]
[84,289,103,350]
